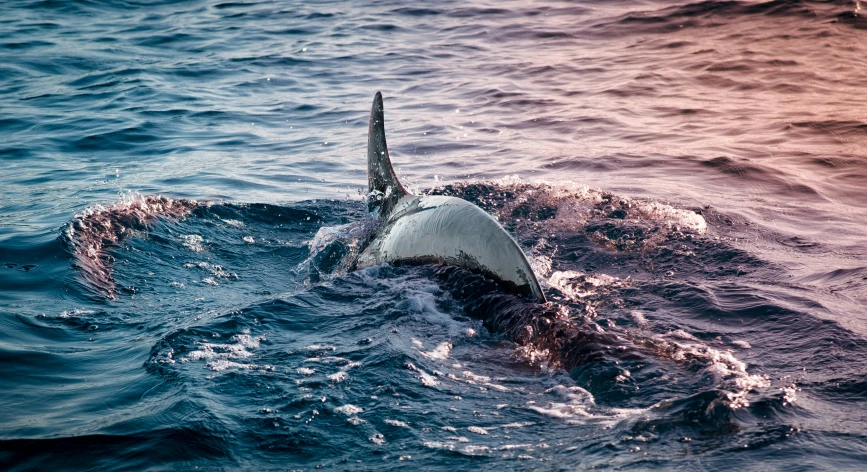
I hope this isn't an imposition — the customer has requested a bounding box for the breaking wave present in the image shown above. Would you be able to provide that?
[62,194,202,297]
[430,177,707,252]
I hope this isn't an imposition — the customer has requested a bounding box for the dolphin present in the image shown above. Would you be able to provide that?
[354,92,546,303]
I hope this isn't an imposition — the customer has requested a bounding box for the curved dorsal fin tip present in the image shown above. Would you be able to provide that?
[367,92,409,215]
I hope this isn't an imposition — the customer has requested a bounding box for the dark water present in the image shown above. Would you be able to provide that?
[2,0,867,469]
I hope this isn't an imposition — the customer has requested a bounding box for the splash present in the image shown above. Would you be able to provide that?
[431,176,707,252]
[297,217,380,283]
[544,270,629,307]
[631,333,770,409]
[436,265,624,371]
[526,385,643,424]
[63,194,202,298]
[436,265,767,410]
[183,329,267,372]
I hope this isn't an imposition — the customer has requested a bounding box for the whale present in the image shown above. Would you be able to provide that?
[354,92,546,303]
[66,92,546,303]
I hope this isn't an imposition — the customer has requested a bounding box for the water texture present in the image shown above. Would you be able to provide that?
[2,0,867,470]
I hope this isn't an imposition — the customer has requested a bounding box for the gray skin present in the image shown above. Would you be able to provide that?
[355,92,546,303]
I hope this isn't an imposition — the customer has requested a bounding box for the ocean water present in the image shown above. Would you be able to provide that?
[2,0,867,469]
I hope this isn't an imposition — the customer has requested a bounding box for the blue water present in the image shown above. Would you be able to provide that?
[3,0,867,469]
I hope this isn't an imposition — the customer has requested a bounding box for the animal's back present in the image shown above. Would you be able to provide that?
[356,194,545,302]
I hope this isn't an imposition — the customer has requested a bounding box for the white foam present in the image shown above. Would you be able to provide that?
[546,270,625,300]
[206,359,256,372]
[502,422,535,428]
[302,356,351,365]
[671,329,699,341]
[645,333,770,408]
[416,367,440,387]
[638,201,707,233]
[187,343,251,361]
[455,370,510,392]
[526,385,595,420]
[499,443,533,450]
[419,342,452,361]
[423,441,453,451]
[347,416,366,426]
[301,344,336,352]
[526,385,644,423]
[233,331,262,348]
[423,441,493,457]
[631,310,648,328]
[184,330,266,372]
[328,371,347,383]
[462,371,491,383]
[461,445,491,455]
[182,234,205,252]
[513,344,553,371]
[781,383,800,406]
[334,404,363,416]
[60,309,95,318]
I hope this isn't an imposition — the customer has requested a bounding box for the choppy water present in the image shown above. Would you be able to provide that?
[2,0,867,469]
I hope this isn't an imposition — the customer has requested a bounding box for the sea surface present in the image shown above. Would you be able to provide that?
[2,0,867,470]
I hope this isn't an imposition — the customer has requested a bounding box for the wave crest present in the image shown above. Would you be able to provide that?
[63,194,201,297]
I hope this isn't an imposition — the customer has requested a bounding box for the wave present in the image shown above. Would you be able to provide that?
[435,265,768,411]
[62,194,202,298]
[430,177,707,253]
[593,0,860,36]
[69,181,771,416]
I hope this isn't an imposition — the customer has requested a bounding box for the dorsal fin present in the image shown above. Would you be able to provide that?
[368,92,410,216]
